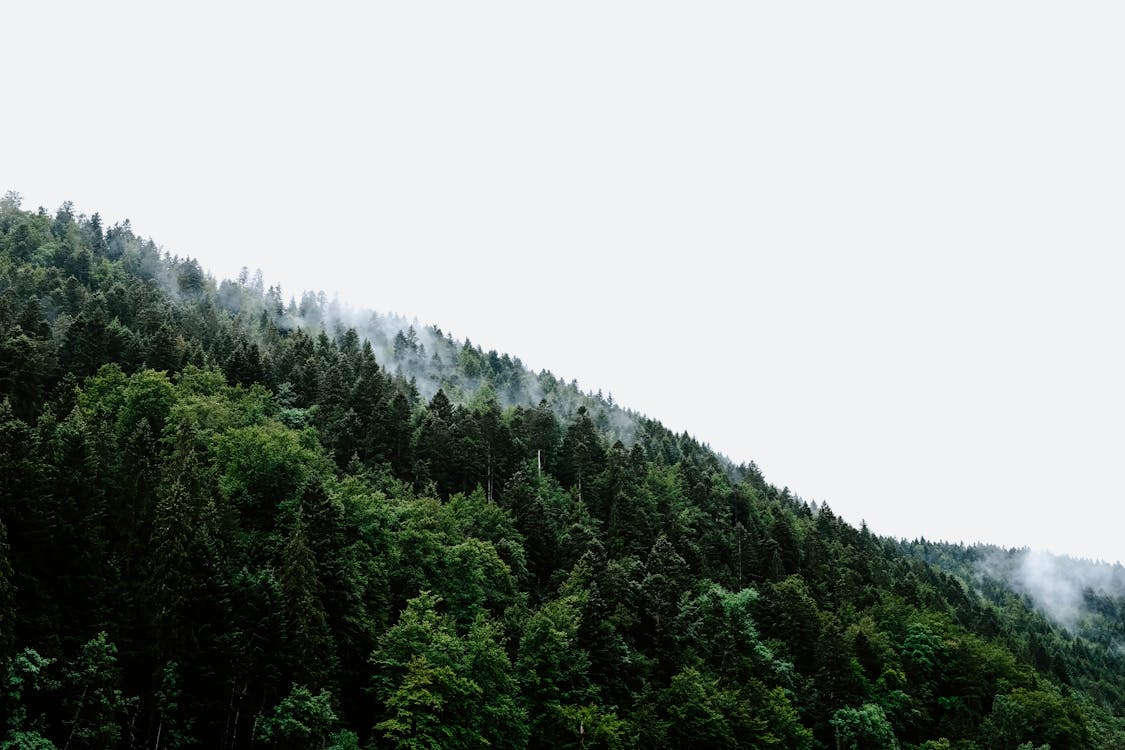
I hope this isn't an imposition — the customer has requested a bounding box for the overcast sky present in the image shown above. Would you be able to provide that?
[6,2,1124,563]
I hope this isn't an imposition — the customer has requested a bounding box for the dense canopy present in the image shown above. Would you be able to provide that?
[1,193,1123,748]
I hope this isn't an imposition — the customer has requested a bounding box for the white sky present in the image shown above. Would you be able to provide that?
[5,2,1124,563]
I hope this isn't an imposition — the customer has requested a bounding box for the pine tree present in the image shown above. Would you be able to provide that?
[280,507,333,689]
[145,474,200,659]
[559,407,605,499]
[412,390,454,495]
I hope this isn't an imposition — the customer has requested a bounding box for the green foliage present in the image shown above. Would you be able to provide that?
[676,583,782,684]
[152,661,192,750]
[372,592,527,749]
[830,703,899,750]
[556,704,629,750]
[2,649,58,748]
[279,507,334,689]
[517,595,594,747]
[60,632,133,750]
[1,732,58,750]
[213,422,328,529]
[255,683,339,750]
[0,199,1123,749]
[981,687,1089,750]
[658,667,739,748]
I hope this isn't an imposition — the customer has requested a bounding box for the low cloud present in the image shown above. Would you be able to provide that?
[979,548,1125,629]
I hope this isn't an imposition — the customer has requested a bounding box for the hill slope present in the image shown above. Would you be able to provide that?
[1,195,1124,749]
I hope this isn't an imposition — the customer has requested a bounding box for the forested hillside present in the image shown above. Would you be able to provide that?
[903,541,1125,721]
[2,194,1124,749]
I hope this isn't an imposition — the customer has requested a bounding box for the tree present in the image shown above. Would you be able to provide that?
[461,617,528,750]
[558,407,605,501]
[145,468,202,660]
[830,703,899,750]
[754,575,822,675]
[371,592,526,749]
[675,584,774,683]
[657,668,736,749]
[2,649,58,749]
[0,400,45,645]
[152,661,191,750]
[59,632,133,750]
[377,655,480,749]
[279,507,334,690]
[516,596,592,748]
[255,684,344,750]
[640,535,689,674]
[981,688,1089,750]
[556,704,628,750]
[411,391,455,494]
[513,400,560,474]
[41,409,111,649]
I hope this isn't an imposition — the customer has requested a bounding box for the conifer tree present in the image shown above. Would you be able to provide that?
[280,506,333,689]
[146,474,200,659]
[559,406,605,499]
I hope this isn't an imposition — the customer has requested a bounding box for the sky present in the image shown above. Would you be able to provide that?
[5,2,1124,563]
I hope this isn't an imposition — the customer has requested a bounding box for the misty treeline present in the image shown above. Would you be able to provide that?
[1,193,1123,749]
[904,541,1125,714]
[217,268,644,449]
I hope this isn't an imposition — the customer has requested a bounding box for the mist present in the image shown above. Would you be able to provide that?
[978,547,1125,631]
[83,204,696,462]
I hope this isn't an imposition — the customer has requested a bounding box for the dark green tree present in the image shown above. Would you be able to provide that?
[981,688,1089,750]
[558,407,605,502]
[830,703,899,750]
[279,507,334,690]
[516,596,592,748]
[255,684,349,750]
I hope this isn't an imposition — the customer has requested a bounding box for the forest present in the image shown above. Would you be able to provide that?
[2,192,1124,749]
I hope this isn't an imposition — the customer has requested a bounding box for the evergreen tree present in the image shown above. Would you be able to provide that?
[0,198,1119,749]
[279,507,334,690]
[145,474,200,660]
[559,407,605,501]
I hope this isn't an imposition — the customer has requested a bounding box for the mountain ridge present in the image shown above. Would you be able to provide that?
[1,194,1123,749]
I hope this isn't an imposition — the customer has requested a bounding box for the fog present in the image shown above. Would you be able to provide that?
[979,547,1125,630]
